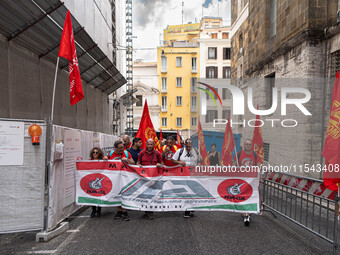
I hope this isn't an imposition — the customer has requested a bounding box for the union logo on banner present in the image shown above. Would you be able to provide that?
[80,173,112,197]
[217,179,253,203]
[326,100,340,140]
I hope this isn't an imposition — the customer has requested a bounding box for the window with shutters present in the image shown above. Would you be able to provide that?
[223,67,231,78]
[176,96,182,106]
[161,118,167,127]
[223,48,231,60]
[191,77,197,93]
[176,57,182,67]
[161,56,167,72]
[211,33,217,39]
[191,117,197,127]
[192,57,197,73]
[206,66,218,78]
[176,117,182,127]
[222,88,230,99]
[176,77,182,87]
[206,110,218,123]
[208,47,217,59]
[161,77,167,92]
[161,96,167,112]
[191,96,197,112]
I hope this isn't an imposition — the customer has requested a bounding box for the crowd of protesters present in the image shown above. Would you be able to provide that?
[89,135,260,224]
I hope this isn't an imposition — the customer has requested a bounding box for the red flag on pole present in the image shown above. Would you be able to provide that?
[252,106,264,164]
[58,11,84,106]
[322,71,340,191]
[160,129,163,141]
[198,118,210,165]
[135,100,160,150]
[177,130,182,148]
[221,115,235,166]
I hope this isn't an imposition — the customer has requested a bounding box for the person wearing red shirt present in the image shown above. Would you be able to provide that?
[123,134,132,150]
[232,139,261,226]
[161,136,179,166]
[107,140,134,221]
[137,139,163,220]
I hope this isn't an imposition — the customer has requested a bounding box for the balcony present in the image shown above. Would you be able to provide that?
[161,66,167,73]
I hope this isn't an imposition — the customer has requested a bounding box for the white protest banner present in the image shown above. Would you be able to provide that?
[76,161,260,213]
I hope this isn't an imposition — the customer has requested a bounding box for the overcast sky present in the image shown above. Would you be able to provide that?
[133,0,231,62]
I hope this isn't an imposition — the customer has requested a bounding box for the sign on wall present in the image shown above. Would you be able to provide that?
[0,121,24,166]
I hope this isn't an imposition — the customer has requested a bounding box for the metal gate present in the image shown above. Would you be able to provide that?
[261,171,340,254]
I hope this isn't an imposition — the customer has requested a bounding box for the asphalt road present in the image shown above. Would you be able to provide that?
[0,207,335,255]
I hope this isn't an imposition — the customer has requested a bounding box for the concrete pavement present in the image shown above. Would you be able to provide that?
[0,207,334,255]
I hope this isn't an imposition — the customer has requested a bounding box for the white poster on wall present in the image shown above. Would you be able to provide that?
[63,129,81,207]
[0,121,24,166]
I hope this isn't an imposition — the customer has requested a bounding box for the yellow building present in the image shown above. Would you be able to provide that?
[157,23,200,139]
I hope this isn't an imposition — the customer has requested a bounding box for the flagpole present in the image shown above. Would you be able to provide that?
[229,121,240,167]
[51,57,60,123]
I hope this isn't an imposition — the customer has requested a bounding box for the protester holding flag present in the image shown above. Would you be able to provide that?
[107,140,134,221]
[161,136,179,166]
[135,100,161,151]
[127,138,142,164]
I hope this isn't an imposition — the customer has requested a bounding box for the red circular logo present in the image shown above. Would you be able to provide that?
[80,173,112,197]
[217,179,253,203]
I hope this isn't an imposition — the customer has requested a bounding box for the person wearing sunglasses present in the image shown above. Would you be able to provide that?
[89,147,105,218]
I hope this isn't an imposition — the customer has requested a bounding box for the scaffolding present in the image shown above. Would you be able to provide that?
[125,0,133,135]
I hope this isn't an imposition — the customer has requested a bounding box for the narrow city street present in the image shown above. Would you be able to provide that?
[0,208,333,255]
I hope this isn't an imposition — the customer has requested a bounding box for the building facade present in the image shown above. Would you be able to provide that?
[133,61,160,131]
[230,0,340,178]
[199,17,232,132]
[157,23,201,139]
[0,0,126,134]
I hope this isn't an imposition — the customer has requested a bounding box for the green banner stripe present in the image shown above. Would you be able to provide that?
[160,196,214,199]
[119,178,139,195]
[78,196,139,208]
[188,203,258,211]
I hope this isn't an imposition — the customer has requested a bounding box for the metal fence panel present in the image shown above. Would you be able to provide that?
[0,119,46,233]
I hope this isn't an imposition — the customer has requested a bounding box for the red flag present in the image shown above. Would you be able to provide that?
[177,130,182,148]
[160,129,163,141]
[252,106,264,164]
[198,118,210,165]
[322,71,340,191]
[58,11,84,105]
[135,100,160,150]
[221,115,235,166]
